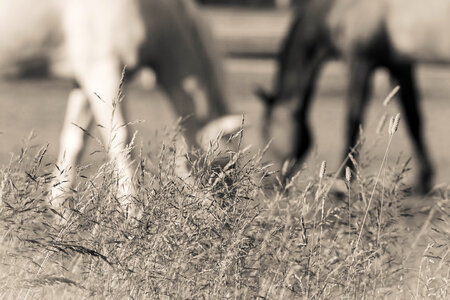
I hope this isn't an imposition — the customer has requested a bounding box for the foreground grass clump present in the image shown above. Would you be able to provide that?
[0,129,449,299]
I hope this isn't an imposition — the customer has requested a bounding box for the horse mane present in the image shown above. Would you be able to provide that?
[271,0,333,101]
[278,0,331,65]
[278,12,303,79]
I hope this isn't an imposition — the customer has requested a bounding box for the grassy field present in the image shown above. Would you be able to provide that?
[0,102,448,298]
[0,8,449,299]
[0,59,449,299]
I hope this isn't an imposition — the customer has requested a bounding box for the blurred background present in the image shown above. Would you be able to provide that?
[1,0,450,186]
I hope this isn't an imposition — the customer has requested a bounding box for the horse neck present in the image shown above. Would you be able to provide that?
[272,2,333,102]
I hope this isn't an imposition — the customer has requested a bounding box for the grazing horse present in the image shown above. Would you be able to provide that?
[257,0,446,193]
[0,0,242,215]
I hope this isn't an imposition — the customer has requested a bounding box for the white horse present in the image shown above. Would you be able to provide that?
[0,0,242,216]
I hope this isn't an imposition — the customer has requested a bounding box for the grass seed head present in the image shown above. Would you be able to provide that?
[383,85,400,107]
[281,160,290,177]
[389,117,394,135]
[345,166,352,183]
[389,113,401,136]
[319,160,326,179]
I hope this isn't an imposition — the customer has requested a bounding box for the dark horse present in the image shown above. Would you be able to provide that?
[258,0,446,193]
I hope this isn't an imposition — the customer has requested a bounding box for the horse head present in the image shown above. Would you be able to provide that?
[196,114,243,151]
[254,1,332,180]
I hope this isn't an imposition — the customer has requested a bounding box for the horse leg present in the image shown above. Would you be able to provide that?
[161,76,239,147]
[51,87,92,206]
[75,58,137,216]
[286,74,316,178]
[389,64,433,193]
[158,76,241,178]
[282,51,327,180]
[344,58,374,172]
[158,79,208,178]
[163,79,203,144]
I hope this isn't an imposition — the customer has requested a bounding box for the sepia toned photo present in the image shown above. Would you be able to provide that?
[0,0,448,298]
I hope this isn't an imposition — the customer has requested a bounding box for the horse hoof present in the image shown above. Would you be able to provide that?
[414,169,434,195]
[414,183,432,195]
[329,178,348,201]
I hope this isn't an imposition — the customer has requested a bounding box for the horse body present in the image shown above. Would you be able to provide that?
[0,0,63,74]
[63,0,145,73]
[387,0,450,63]
[260,0,448,192]
[0,0,241,216]
[329,0,450,63]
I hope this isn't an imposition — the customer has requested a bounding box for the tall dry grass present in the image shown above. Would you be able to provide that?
[0,87,449,299]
